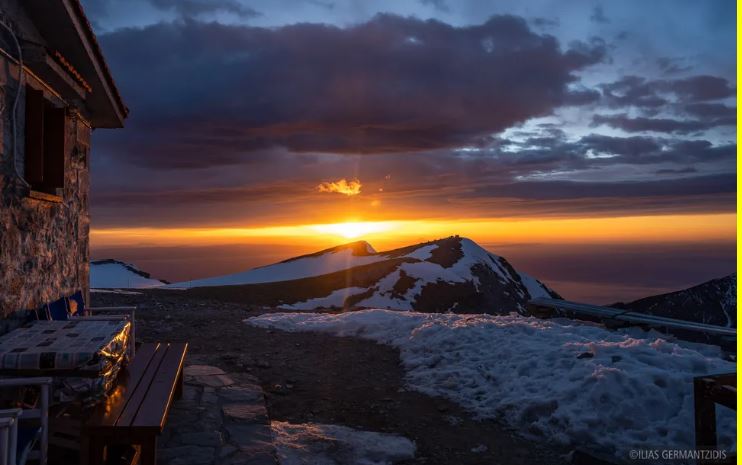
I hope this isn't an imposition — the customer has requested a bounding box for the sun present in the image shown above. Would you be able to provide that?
[310,221,395,239]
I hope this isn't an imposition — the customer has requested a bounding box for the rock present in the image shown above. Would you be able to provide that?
[220,445,238,458]
[185,365,226,376]
[222,403,268,423]
[201,390,219,407]
[189,374,235,388]
[179,430,224,447]
[182,385,200,402]
[577,352,594,359]
[256,360,271,369]
[158,445,215,462]
[219,385,264,403]
[224,423,273,448]
[228,450,278,465]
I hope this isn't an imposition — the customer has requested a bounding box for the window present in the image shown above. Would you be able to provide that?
[24,86,65,196]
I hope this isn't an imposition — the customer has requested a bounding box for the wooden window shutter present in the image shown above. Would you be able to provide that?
[43,106,65,192]
[24,87,44,186]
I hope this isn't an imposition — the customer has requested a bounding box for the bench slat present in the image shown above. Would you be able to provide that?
[86,343,160,429]
[132,343,188,432]
[114,344,170,429]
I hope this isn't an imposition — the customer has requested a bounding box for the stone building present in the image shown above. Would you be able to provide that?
[0,0,126,318]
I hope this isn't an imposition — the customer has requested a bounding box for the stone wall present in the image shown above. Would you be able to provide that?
[0,53,92,319]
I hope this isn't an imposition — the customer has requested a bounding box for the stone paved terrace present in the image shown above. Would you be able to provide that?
[160,365,278,465]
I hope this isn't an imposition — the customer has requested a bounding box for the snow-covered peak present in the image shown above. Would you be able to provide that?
[90,259,168,289]
[167,236,560,314]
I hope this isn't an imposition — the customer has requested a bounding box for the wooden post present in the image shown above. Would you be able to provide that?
[694,377,717,450]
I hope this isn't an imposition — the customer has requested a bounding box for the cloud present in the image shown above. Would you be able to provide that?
[659,75,735,101]
[94,15,606,169]
[600,75,735,109]
[317,178,362,196]
[149,0,260,18]
[590,5,609,24]
[419,0,450,13]
[656,57,692,75]
[591,114,724,134]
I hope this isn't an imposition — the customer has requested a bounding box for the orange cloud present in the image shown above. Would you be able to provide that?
[317,178,362,196]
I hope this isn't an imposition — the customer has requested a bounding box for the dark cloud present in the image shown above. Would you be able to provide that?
[591,114,725,134]
[563,87,601,105]
[530,17,559,29]
[149,0,260,18]
[656,57,692,75]
[683,102,736,119]
[94,15,606,169]
[576,134,734,164]
[600,76,668,108]
[599,74,735,112]
[589,5,609,24]
[419,0,450,13]
[307,0,335,9]
[659,75,735,101]
[465,173,735,201]
[655,167,697,175]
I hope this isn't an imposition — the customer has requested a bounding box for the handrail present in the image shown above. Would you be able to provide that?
[528,298,736,339]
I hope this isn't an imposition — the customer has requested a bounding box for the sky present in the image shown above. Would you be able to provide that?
[81,0,736,303]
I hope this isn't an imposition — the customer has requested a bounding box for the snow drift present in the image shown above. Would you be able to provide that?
[247,309,735,459]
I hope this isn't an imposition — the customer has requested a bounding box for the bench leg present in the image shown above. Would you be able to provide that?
[141,436,157,465]
[82,436,106,465]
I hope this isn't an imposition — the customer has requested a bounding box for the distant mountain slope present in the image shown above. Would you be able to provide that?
[180,236,561,314]
[612,274,736,327]
[90,259,169,289]
[165,241,383,288]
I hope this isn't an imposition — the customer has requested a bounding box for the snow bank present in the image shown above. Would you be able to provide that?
[248,310,735,458]
[271,421,415,465]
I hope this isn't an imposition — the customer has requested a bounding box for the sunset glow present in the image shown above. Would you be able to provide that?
[91,213,736,249]
[309,221,396,239]
[83,0,735,305]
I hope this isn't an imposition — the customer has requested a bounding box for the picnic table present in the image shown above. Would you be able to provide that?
[0,320,131,402]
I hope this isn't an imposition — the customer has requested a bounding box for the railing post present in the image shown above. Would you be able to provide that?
[694,377,717,452]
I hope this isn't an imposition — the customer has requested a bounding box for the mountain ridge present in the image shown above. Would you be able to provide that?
[612,273,736,327]
[173,236,561,314]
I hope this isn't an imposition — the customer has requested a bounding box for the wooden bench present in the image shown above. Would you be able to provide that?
[82,342,188,465]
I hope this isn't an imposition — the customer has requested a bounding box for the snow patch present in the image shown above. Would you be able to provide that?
[248,310,735,458]
[90,261,165,289]
[271,421,415,465]
[518,272,552,299]
[402,244,437,260]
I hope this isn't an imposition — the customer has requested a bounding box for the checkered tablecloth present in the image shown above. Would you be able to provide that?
[0,319,130,374]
